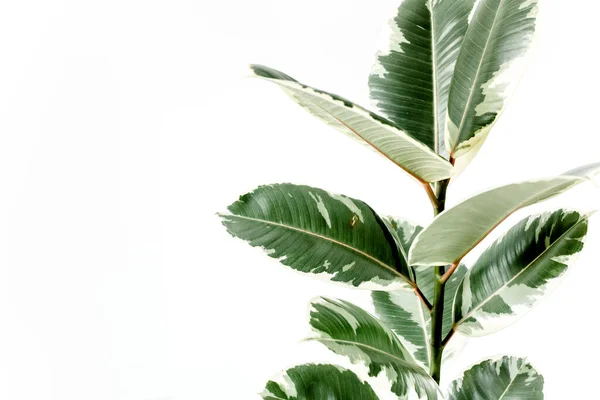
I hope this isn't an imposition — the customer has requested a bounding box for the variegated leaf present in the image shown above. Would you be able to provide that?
[448,356,544,399]
[453,209,588,337]
[219,184,414,290]
[372,218,466,369]
[261,364,380,400]
[309,297,441,400]
[446,0,538,166]
[369,0,476,157]
[409,171,595,267]
[251,64,453,183]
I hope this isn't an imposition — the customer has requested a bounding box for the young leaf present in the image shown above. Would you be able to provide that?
[409,166,598,267]
[308,297,441,400]
[250,64,453,183]
[446,0,538,167]
[371,217,467,369]
[453,209,588,336]
[261,364,380,400]
[447,356,544,399]
[219,184,414,290]
[369,0,476,156]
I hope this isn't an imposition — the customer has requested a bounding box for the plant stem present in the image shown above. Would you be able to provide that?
[429,179,450,384]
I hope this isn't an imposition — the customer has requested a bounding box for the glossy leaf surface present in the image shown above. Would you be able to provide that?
[220,184,413,290]
[261,364,380,400]
[448,356,544,399]
[454,209,588,336]
[446,0,538,165]
[369,0,475,157]
[309,297,440,399]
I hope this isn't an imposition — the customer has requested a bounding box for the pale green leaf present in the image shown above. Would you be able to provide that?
[251,64,453,183]
[408,170,596,267]
[453,209,588,336]
[369,0,476,157]
[446,0,538,167]
[448,356,544,399]
[309,297,441,400]
[220,184,414,290]
[261,364,380,400]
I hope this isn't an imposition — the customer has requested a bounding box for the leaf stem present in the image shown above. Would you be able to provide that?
[440,262,459,283]
[429,179,450,383]
[441,327,456,347]
[423,183,439,211]
[415,286,433,311]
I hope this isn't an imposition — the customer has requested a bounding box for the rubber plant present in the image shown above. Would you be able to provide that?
[219,0,599,398]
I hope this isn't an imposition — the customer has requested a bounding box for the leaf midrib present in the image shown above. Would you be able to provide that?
[310,337,431,377]
[451,0,506,156]
[454,216,584,327]
[222,213,412,286]
[498,361,527,400]
[271,79,453,182]
[412,178,580,266]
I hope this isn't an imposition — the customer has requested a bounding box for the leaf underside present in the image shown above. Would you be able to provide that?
[250,64,453,183]
[409,175,588,267]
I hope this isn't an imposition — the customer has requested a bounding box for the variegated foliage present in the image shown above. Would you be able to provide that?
[309,297,441,400]
[261,364,380,400]
[369,0,476,158]
[219,184,416,291]
[250,65,452,183]
[453,209,588,336]
[446,0,539,169]
[448,356,544,400]
[372,218,467,370]
[220,0,599,397]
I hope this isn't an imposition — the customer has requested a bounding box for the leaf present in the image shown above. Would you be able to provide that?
[446,0,539,165]
[261,363,380,400]
[250,64,453,183]
[371,217,467,369]
[308,297,441,400]
[408,170,596,267]
[219,184,414,290]
[453,209,588,336]
[447,356,544,399]
[369,0,476,157]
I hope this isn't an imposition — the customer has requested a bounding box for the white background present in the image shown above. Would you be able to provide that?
[1,0,599,398]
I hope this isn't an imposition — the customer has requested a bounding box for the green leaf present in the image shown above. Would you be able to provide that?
[446,0,539,167]
[453,209,588,336]
[308,297,441,400]
[261,364,380,400]
[369,0,476,156]
[448,356,544,399]
[219,184,414,290]
[250,64,453,183]
[409,170,595,267]
[371,218,467,369]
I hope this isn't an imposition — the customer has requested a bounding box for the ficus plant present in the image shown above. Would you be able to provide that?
[219,0,599,398]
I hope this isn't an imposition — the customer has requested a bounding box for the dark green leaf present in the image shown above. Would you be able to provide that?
[261,364,380,400]
[220,184,414,290]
